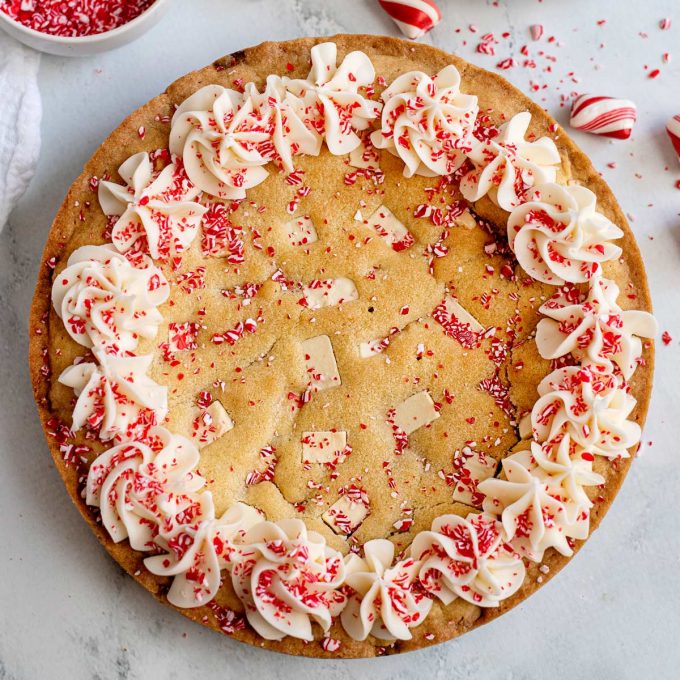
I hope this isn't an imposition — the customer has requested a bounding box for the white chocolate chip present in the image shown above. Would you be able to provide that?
[301,335,341,392]
[393,391,440,435]
[456,209,477,230]
[302,278,359,310]
[365,205,414,251]
[439,296,485,333]
[451,448,498,508]
[322,493,369,535]
[302,431,347,463]
[192,400,234,448]
[282,215,318,246]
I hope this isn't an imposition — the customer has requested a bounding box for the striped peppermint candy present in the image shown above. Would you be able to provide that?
[377,0,442,39]
[569,94,637,140]
[666,115,680,161]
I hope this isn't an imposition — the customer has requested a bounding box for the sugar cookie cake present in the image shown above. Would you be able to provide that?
[29,35,656,658]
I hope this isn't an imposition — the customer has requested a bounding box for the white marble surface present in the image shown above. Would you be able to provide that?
[1,0,679,677]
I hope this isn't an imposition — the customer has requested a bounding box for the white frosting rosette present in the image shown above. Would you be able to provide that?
[508,436,604,538]
[507,183,623,284]
[536,275,658,380]
[460,112,561,211]
[228,518,346,641]
[370,64,478,177]
[145,502,263,609]
[283,42,381,155]
[531,364,641,459]
[478,457,576,561]
[341,539,432,641]
[58,350,168,442]
[85,427,206,548]
[51,244,169,352]
[410,513,526,606]
[98,151,206,262]
[170,84,272,199]
[243,76,321,171]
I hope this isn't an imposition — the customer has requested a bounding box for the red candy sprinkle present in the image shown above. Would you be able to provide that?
[1,0,156,38]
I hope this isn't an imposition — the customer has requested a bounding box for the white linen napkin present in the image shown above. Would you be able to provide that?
[0,31,41,232]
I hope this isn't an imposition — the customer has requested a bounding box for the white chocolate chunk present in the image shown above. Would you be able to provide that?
[392,391,439,435]
[455,209,478,230]
[359,337,389,358]
[282,215,318,247]
[322,494,369,535]
[451,448,498,508]
[440,296,485,333]
[192,400,234,448]
[302,431,347,463]
[365,205,414,251]
[518,413,532,439]
[302,278,359,310]
[349,139,380,170]
[301,335,341,392]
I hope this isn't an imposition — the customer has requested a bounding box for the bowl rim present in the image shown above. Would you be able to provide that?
[0,0,169,45]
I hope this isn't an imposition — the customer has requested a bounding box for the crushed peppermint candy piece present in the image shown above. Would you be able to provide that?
[392,391,440,435]
[569,94,637,140]
[449,447,498,508]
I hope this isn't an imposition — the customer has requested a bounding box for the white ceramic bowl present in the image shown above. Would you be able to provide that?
[0,0,170,57]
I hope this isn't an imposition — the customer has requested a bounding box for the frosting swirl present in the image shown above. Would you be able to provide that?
[145,502,263,609]
[536,275,658,380]
[478,457,576,561]
[85,427,206,549]
[410,512,526,606]
[283,42,381,155]
[370,65,478,177]
[229,518,346,641]
[341,539,432,641]
[460,112,561,211]
[98,152,206,262]
[58,350,168,442]
[507,183,623,284]
[51,244,169,352]
[531,364,641,459]
[170,84,272,199]
[508,436,604,538]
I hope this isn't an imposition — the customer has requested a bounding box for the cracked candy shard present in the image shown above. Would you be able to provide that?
[349,138,380,170]
[393,391,440,435]
[323,492,369,535]
[283,215,318,247]
[439,296,485,333]
[301,335,341,392]
[192,400,234,448]
[365,205,414,252]
[303,277,359,310]
[451,448,498,507]
[302,431,348,463]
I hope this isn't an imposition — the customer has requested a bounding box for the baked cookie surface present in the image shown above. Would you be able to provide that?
[29,35,655,657]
